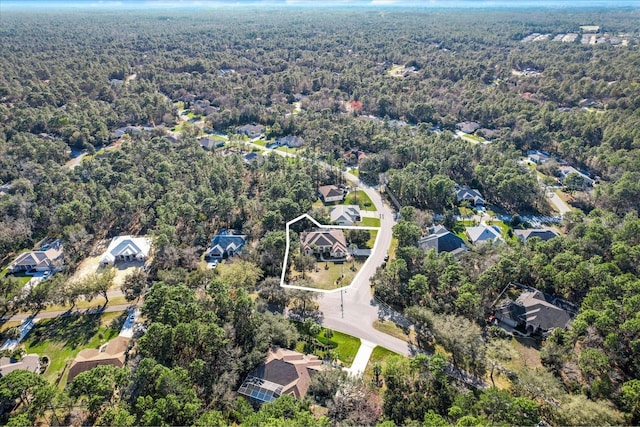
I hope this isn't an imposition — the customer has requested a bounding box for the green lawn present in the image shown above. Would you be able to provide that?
[364,346,401,385]
[276,146,298,154]
[6,273,32,287]
[484,219,514,240]
[293,261,363,290]
[388,237,398,260]
[344,190,376,211]
[18,295,130,316]
[366,230,378,249]
[330,331,361,366]
[372,320,415,345]
[293,323,361,367]
[23,311,126,384]
[360,217,381,227]
[349,168,359,177]
[252,139,266,147]
[367,346,398,369]
[463,132,486,143]
[171,121,187,133]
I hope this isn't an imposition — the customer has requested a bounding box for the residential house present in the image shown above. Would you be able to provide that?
[244,152,264,164]
[418,225,468,256]
[343,148,367,165]
[318,185,345,204]
[198,137,216,150]
[0,181,14,196]
[558,166,594,187]
[579,98,602,108]
[165,134,179,144]
[514,227,559,243]
[456,121,481,134]
[8,240,64,274]
[330,205,361,226]
[238,347,325,406]
[466,224,503,245]
[67,336,130,383]
[494,290,572,336]
[237,124,266,138]
[301,229,348,260]
[478,128,498,140]
[100,236,151,266]
[205,230,246,260]
[456,186,485,207]
[276,135,304,148]
[527,150,551,165]
[113,126,141,139]
[0,354,41,377]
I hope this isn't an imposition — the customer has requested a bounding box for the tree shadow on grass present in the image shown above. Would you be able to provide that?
[26,314,110,350]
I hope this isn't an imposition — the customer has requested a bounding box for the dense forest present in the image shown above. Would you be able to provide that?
[1,6,640,426]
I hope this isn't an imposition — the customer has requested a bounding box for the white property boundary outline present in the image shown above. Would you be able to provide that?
[280,213,381,294]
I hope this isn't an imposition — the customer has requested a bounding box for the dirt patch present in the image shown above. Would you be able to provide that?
[69,239,145,289]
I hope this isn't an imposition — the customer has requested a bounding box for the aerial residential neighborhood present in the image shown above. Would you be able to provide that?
[0,2,639,426]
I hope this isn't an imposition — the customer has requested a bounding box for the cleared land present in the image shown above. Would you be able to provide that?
[290,260,364,290]
[23,311,125,385]
[373,319,416,346]
[344,190,376,211]
[69,239,146,290]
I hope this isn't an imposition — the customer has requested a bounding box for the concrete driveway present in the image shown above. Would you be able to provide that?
[547,191,572,215]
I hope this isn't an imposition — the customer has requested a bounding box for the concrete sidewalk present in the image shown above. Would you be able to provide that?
[346,339,376,377]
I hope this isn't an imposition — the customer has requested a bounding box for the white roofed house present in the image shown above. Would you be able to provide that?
[330,205,361,226]
[100,236,151,266]
[558,165,594,187]
[456,186,485,207]
[276,135,304,148]
[466,224,503,245]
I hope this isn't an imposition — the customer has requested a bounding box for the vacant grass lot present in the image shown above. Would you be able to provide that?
[344,190,375,211]
[276,146,298,154]
[366,230,378,248]
[23,311,125,385]
[16,295,130,316]
[291,260,363,290]
[360,217,381,227]
[364,346,401,385]
[372,319,416,346]
[463,132,486,143]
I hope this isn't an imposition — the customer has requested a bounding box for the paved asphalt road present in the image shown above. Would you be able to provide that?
[246,143,417,355]
[315,173,419,356]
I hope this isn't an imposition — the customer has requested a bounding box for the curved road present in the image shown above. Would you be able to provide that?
[246,141,416,355]
[315,174,418,356]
